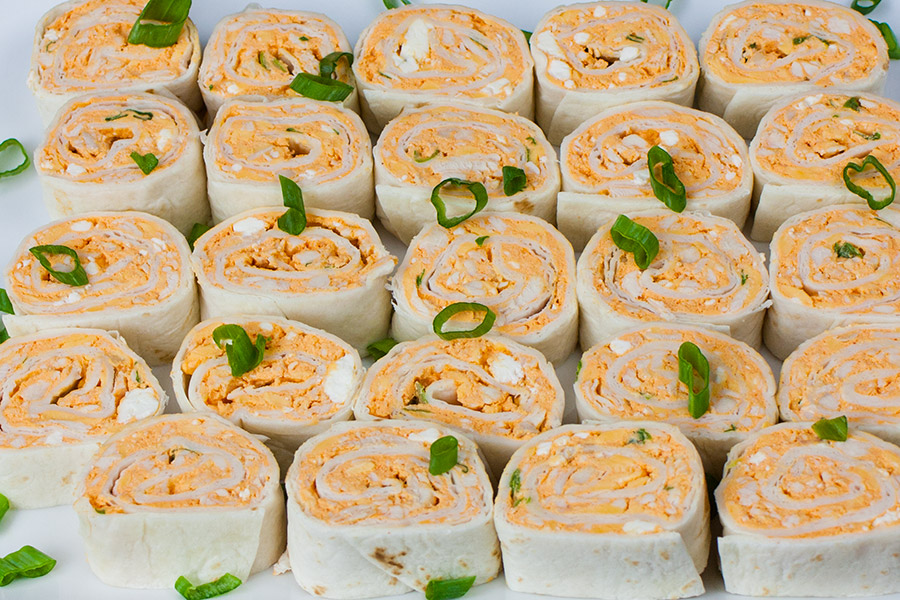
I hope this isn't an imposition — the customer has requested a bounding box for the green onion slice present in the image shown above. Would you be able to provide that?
[105,109,153,121]
[678,342,710,419]
[0,289,13,344]
[175,573,242,600]
[0,139,30,179]
[843,97,862,111]
[833,241,865,259]
[430,178,488,229]
[842,155,895,209]
[130,151,159,175]
[187,223,211,251]
[647,145,686,212]
[432,302,495,340]
[0,545,56,586]
[522,30,533,42]
[871,20,900,59]
[29,245,88,287]
[812,415,849,442]
[319,52,354,79]
[852,0,881,15]
[212,325,266,377]
[475,235,489,246]
[425,577,477,600]
[640,0,674,9]
[276,175,307,235]
[627,33,645,42]
[383,0,412,8]
[0,493,8,522]
[127,0,192,48]
[366,337,398,360]
[610,215,659,270]
[429,435,459,475]
[502,166,527,196]
[289,73,353,102]
[414,149,440,163]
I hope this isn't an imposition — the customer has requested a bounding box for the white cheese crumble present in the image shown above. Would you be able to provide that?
[232,217,267,236]
[117,388,159,423]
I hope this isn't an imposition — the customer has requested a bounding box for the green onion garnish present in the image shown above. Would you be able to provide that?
[257,51,269,70]
[647,145,686,212]
[626,33,645,42]
[187,223,211,251]
[29,245,88,287]
[678,342,710,419]
[855,130,882,141]
[812,415,849,442]
[212,324,266,377]
[0,545,56,586]
[383,0,412,8]
[522,30,532,42]
[415,381,429,405]
[429,435,459,475]
[127,0,191,48]
[793,35,810,44]
[276,175,307,235]
[367,337,398,360]
[175,573,242,600]
[416,270,425,287]
[502,166,527,196]
[0,493,8,522]
[852,0,881,15]
[575,359,582,377]
[842,155,895,209]
[430,178,488,229]
[130,151,158,175]
[508,467,530,506]
[0,139,30,179]
[104,109,153,122]
[833,241,865,259]
[843,97,861,111]
[0,289,13,344]
[414,149,440,163]
[639,0,673,9]
[610,215,659,270]
[289,73,354,102]
[319,52,354,79]
[475,235,489,246]
[425,577,477,600]
[871,20,900,59]
[627,428,652,444]
[433,302,495,340]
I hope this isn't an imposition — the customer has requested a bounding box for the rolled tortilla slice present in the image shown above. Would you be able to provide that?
[0,328,165,509]
[353,4,534,132]
[35,91,208,235]
[74,413,285,589]
[374,102,560,243]
[192,209,397,353]
[28,0,202,126]
[779,324,900,447]
[698,0,889,139]
[495,422,709,599]
[353,334,564,475]
[766,205,900,359]
[205,98,373,223]
[3,212,199,365]
[717,422,900,597]
[532,2,699,145]
[286,420,500,599]
[199,7,358,118]
[391,213,578,364]
[576,323,777,474]
[577,210,770,350]
[171,315,361,470]
[559,101,751,250]
[750,92,900,240]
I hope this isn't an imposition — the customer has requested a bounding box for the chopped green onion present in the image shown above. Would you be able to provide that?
[271,57,288,72]
[104,109,153,121]
[367,337,398,360]
[522,30,532,42]
[212,325,266,377]
[647,145,686,212]
[433,302,495,340]
[793,35,810,44]
[300,36,309,41]
[430,178,488,229]
[842,155,895,209]
[0,493,8,522]
[626,33,645,42]
[0,545,56,586]
[833,241,865,259]
[414,149,440,163]
[627,428,652,444]
[429,435,459,475]
[130,151,158,175]
[29,245,88,287]
[639,0,673,9]
[508,468,529,506]
[319,52,354,79]
[502,166,527,196]
[0,139,30,179]
[871,20,900,59]
[575,359,582,377]
[678,342,710,419]
[852,0,881,15]
[187,223,211,251]
[425,577,477,600]
[610,215,659,270]
[855,130,882,141]
[257,51,269,70]
[724,423,737,432]
[289,73,353,102]
[812,415,849,442]
[414,381,429,405]
[0,289,13,344]
[475,235,489,246]
[276,175,307,235]
[843,97,862,111]
[175,573,242,600]
[127,0,192,48]
[740,271,748,285]
[416,270,425,287]
[383,0,412,8]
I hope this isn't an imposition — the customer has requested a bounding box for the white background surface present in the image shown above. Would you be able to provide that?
[2,0,900,599]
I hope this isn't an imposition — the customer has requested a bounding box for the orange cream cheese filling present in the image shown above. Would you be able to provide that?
[773,208,900,312]
[500,425,699,534]
[718,424,900,537]
[33,0,198,94]
[703,2,884,86]
[587,213,767,320]
[291,423,489,526]
[0,331,161,448]
[533,3,694,91]
[200,9,352,98]
[82,414,274,514]
[6,214,187,315]
[355,5,530,99]
[37,94,191,183]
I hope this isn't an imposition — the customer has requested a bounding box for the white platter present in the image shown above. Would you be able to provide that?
[2,0,900,599]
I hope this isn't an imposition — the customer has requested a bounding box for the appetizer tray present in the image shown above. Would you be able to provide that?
[2,0,900,599]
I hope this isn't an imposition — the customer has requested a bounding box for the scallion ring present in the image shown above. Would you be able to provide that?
[212,325,266,378]
[29,245,88,287]
[430,178,488,229]
[812,415,849,442]
[289,73,353,102]
[174,573,242,600]
[382,0,412,8]
[0,139,30,179]
[0,493,8,522]
[852,0,881,14]
[187,223,211,251]
[678,342,710,419]
[0,289,12,344]
[104,109,153,122]
[502,166,527,196]
[647,145,686,212]
[871,20,900,59]
[127,0,192,48]
[366,337,398,360]
[432,302,495,340]
[130,151,158,175]
[609,215,659,270]
[319,52,354,79]
[0,545,56,586]
[639,0,674,9]
[425,576,477,600]
[276,175,307,235]
[429,435,459,475]
[842,155,896,209]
